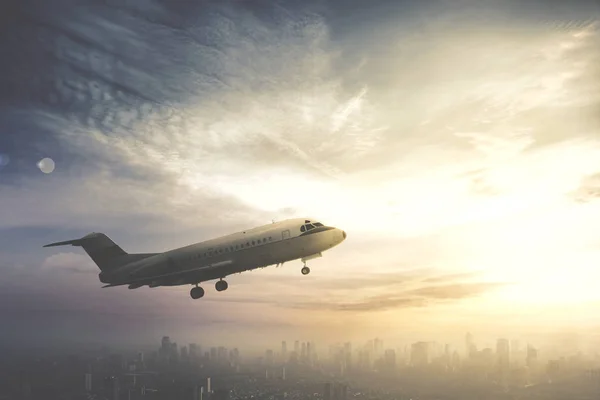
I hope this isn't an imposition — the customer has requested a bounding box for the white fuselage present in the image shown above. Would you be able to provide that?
[99,218,346,287]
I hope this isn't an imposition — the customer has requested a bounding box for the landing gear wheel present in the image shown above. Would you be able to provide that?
[190,286,205,299]
[215,280,228,292]
[301,266,310,275]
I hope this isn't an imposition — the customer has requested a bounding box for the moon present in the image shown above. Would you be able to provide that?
[37,157,56,174]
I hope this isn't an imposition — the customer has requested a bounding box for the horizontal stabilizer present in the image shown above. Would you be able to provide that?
[43,238,84,247]
[102,283,123,288]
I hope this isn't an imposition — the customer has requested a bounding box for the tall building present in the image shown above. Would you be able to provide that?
[282,341,287,361]
[374,338,383,359]
[465,332,476,357]
[85,373,92,392]
[207,377,212,394]
[344,342,352,370]
[411,342,429,367]
[218,347,228,364]
[497,338,511,385]
[110,377,120,400]
[294,340,300,354]
[384,349,396,372]
[526,345,538,368]
[496,338,510,368]
[323,382,332,400]
[161,336,171,351]
[266,349,274,365]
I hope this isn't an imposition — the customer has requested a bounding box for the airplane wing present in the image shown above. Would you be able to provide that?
[104,260,234,288]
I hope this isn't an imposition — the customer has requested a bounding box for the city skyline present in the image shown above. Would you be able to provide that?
[2,0,600,347]
[2,331,599,399]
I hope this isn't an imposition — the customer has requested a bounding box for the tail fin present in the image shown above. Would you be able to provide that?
[43,232,129,271]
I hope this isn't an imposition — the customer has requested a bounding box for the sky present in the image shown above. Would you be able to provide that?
[1,0,600,352]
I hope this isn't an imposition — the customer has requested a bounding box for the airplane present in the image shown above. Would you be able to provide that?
[43,218,347,299]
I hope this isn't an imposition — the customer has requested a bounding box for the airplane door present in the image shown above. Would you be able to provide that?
[282,230,290,240]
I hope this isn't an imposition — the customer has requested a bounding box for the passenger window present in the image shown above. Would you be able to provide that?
[269,236,272,241]
[263,238,266,243]
[301,226,306,232]
[252,240,255,245]
[246,242,250,246]
[230,246,233,251]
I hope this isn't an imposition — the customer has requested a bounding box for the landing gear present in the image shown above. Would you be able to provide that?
[301,266,310,275]
[190,286,205,299]
[215,279,228,292]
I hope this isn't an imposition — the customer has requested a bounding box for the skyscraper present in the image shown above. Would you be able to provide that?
[85,373,92,392]
[282,341,287,361]
[465,332,476,357]
[384,349,396,372]
[526,345,538,368]
[496,338,510,367]
[497,338,511,386]
[110,376,119,400]
[374,338,383,357]
[323,383,332,400]
[411,342,429,367]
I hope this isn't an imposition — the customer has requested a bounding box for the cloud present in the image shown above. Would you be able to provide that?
[290,295,428,312]
[420,271,481,284]
[286,281,509,312]
[571,172,600,202]
[2,0,600,343]
[408,282,510,300]
[227,270,509,313]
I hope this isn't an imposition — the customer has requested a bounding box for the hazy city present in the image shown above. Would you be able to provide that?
[1,332,600,400]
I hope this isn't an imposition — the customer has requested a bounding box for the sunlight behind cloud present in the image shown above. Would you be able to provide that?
[36,6,600,330]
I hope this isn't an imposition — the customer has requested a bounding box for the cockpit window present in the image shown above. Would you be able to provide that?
[300,225,306,232]
[306,224,315,230]
[314,222,324,227]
